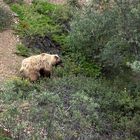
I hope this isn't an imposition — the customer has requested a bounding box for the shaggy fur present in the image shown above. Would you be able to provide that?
[20,53,62,81]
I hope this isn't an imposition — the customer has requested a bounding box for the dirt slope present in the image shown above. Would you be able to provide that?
[0,30,23,83]
[0,0,23,83]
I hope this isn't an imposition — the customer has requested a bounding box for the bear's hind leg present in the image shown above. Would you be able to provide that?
[29,71,40,82]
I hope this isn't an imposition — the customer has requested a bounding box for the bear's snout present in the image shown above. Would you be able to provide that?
[55,60,63,67]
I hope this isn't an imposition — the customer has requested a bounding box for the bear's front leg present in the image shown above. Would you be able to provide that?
[39,69,51,78]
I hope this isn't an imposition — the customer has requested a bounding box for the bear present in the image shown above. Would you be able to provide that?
[20,53,63,81]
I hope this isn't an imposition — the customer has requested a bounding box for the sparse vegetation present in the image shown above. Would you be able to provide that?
[15,44,30,57]
[3,0,23,5]
[0,7,12,31]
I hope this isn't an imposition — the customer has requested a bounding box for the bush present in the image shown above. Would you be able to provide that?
[0,77,140,139]
[0,127,12,140]
[3,0,23,5]
[0,7,12,31]
[66,0,81,8]
[54,53,101,77]
[15,44,30,57]
[68,0,140,77]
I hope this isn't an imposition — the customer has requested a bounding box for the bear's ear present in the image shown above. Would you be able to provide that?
[41,53,46,56]
[54,55,59,60]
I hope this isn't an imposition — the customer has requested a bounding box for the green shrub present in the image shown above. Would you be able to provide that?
[66,0,80,8]
[0,7,12,31]
[126,114,140,139]
[54,54,101,77]
[0,136,11,140]
[15,44,30,57]
[0,77,140,139]
[0,127,12,140]
[68,0,140,77]
[3,0,23,5]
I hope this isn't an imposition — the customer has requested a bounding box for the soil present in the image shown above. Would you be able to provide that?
[0,0,23,84]
[0,30,23,83]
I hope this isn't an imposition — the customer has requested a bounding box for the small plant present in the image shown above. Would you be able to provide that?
[0,136,11,140]
[67,0,80,8]
[15,44,30,57]
[3,0,23,5]
[0,7,12,31]
[0,127,12,140]
[127,61,140,73]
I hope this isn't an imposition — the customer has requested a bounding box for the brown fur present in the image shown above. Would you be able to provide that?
[39,69,51,78]
[20,53,62,81]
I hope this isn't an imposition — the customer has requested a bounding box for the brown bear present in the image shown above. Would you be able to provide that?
[20,53,63,81]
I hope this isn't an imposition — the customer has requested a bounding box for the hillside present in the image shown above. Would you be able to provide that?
[0,0,140,140]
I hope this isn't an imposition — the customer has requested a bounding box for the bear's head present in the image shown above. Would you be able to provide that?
[52,54,63,67]
[41,53,63,67]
